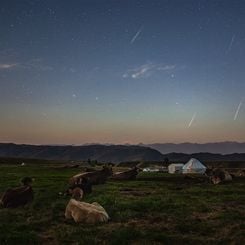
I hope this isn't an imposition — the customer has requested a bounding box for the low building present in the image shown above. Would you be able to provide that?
[168,163,184,174]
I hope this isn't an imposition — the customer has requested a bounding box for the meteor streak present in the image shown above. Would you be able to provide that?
[130,26,143,44]
[188,113,196,128]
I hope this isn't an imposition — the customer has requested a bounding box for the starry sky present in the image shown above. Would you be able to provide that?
[0,0,245,145]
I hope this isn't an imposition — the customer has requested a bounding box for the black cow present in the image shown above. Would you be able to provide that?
[0,177,34,208]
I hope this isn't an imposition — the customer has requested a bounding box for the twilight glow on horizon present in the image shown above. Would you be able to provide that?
[0,0,245,145]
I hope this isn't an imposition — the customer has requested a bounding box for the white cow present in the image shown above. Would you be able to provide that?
[65,199,109,224]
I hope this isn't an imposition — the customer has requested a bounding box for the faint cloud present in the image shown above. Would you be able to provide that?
[123,63,176,79]
[0,58,53,71]
[0,63,18,70]
[157,65,176,71]
[123,64,153,79]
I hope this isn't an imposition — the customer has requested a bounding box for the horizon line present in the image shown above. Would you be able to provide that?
[1,141,245,146]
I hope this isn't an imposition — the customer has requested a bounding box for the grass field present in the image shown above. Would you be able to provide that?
[0,164,244,245]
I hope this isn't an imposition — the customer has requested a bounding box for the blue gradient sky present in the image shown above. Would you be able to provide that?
[0,0,244,144]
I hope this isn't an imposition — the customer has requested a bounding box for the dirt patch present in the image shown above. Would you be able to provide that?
[38,230,59,245]
[192,211,220,221]
[210,201,245,215]
[192,201,245,224]
[127,215,174,229]
[101,215,175,233]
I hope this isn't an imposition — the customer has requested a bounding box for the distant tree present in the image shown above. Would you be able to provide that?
[164,157,169,166]
[87,158,91,165]
[90,160,98,166]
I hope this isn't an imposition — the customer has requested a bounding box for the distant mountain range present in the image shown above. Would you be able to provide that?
[0,143,245,164]
[162,152,245,164]
[146,142,245,154]
[0,143,163,163]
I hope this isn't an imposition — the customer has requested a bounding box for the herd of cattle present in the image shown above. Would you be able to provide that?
[0,165,244,224]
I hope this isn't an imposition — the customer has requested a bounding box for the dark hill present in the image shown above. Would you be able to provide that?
[147,142,245,154]
[0,143,164,163]
[1,143,245,164]
[163,152,245,163]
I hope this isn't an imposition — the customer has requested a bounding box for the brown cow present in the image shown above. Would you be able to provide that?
[0,177,34,208]
[66,176,92,197]
[69,166,113,186]
[111,167,140,180]
[69,187,84,200]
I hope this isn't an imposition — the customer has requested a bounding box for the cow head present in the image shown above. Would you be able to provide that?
[134,166,142,172]
[70,187,84,200]
[21,177,33,186]
[210,175,221,184]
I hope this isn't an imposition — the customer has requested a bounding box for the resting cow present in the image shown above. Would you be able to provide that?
[239,169,245,176]
[66,176,92,197]
[65,199,109,224]
[0,177,34,208]
[111,167,140,180]
[69,166,113,186]
[209,169,233,184]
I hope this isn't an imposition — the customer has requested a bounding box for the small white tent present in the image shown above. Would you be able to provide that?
[168,164,184,174]
[182,158,206,174]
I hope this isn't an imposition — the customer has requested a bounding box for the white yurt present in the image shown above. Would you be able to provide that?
[182,158,206,174]
[168,163,184,174]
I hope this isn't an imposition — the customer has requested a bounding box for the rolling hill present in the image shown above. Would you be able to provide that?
[0,143,245,164]
[147,142,245,154]
[0,143,164,163]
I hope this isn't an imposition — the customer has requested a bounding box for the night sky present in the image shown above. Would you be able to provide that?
[1,0,245,145]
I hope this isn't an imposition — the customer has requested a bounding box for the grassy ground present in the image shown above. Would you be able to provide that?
[0,164,244,245]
